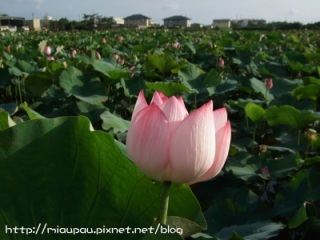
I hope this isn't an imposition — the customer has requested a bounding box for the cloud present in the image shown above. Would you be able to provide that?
[163,3,180,11]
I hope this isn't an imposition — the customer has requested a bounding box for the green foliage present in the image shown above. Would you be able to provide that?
[100,111,130,133]
[245,102,265,123]
[144,53,179,74]
[145,82,191,97]
[25,72,53,96]
[0,111,15,130]
[59,66,108,104]
[2,28,320,239]
[265,105,318,129]
[0,116,205,239]
[293,84,320,101]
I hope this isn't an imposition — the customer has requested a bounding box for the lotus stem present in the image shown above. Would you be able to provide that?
[159,181,171,225]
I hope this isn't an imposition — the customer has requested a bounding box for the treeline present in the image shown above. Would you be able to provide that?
[48,13,116,31]
[48,13,320,31]
[233,21,320,30]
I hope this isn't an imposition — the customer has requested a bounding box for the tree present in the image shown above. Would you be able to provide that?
[81,13,115,30]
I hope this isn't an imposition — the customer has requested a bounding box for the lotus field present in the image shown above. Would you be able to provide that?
[1,29,320,240]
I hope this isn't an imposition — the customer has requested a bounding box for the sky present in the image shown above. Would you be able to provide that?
[2,0,320,25]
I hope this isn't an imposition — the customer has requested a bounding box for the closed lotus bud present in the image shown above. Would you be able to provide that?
[304,128,318,142]
[126,91,231,184]
[261,166,270,178]
[297,71,302,78]
[218,58,225,67]
[44,46,51,56]
[6,45,11,53]
[114,54,120,61]
[102,38,107,43]
[265,78,273,90]
[119,58,125,65]
[46,56,55,61]
[96,51,101,59]
[71,49,77,57]
[172,42,180,49]
[118,36,124,42]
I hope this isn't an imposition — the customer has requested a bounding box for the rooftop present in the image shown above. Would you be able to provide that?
[0,16,25,20]
[213,19,231,22]
[124,14,151,20]
[163,15,191,20]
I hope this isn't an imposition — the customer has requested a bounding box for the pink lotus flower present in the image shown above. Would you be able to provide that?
[172,42,180,49]
[118,36,124,42]
[119,58,125,65]
[71,49,77,57]
[44,46,51,56]
[126,91,231,184]
[261,166,270,178]
[46,56,55,61]
[6,45,11,53]
[218,58,225,67]
[265,78,273,89]
[96,51,101,59]
[114,54,120,61]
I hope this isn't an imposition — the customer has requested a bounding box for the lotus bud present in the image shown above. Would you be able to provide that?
[114,54,120,61]
[6,45,11,53]
[44,46,51,56]
[172,42,180,49]
[126,91,231,184]
[118,36,124,42]
[96,51,101,59]
[46,56,54,61]
[218,58,225,67]
[71,49,77,57]
[304,128,318,142]
[265,78,273,90]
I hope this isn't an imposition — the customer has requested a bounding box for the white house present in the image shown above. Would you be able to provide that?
[124,14,152,28]
[212,19,231,29]
[163,15,191,28]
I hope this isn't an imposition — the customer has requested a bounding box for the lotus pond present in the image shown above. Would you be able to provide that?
[1,29,320,240]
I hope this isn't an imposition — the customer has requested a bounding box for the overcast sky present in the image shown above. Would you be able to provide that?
[2,0,320,25]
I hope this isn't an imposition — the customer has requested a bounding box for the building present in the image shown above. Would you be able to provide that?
[124,14,152,28]
[191,23,203,29]
[232,19,267,28]
[114,18,124,25]
[26,19,41,31]
[111,18,124,28]
[212,19,231,29]
[41,15,53,29]
[249,19,267,26]
[0,16,25,31]
[163,15,191,28]
[232,19,248,28]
